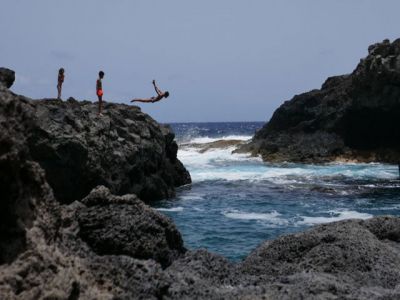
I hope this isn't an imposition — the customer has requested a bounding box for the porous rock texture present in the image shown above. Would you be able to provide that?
[2,68,400,299]
[0,78,185,298]
[243,39,400,163]
[238,216,400,299]
[77,186,185,268]
[29,97,191,203]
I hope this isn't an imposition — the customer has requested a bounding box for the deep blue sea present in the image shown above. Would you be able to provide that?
[153,122,400,261]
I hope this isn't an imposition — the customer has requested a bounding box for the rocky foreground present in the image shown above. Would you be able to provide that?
[1,68,400,299]
[241,39,400,163]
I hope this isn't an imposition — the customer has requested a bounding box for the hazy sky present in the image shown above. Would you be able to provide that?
[1,0,400,122]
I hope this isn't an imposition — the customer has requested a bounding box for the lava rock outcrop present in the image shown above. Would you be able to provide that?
[244,39,400,163]
[77,186,186,267]
[28,97,190,204]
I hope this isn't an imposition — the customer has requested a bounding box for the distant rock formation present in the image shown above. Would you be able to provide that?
[181,139,246,153]
[2,68,400,299]
[242,39,400,163]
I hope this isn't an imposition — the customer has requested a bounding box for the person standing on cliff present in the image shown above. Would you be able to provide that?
[57,68,65,100]
[96,71,105,116]
[131,80,169,103]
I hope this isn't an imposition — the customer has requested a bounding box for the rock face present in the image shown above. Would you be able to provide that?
[238,216,400,299]
[0,83,58,265]
[244,39,400,163]
[29,97,191,203]
[77,186,186,268]
[2,67,400,299]
[0,77,185,297]
[0,67,15,88]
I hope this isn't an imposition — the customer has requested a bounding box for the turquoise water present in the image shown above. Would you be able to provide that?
[154,123,400,261]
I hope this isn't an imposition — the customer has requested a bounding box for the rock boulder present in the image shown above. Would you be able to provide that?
[77,186,186,267]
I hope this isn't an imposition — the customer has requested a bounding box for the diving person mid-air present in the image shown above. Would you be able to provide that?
[131,80,170,103]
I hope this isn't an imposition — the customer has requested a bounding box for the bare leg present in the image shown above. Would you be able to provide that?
[98,95,103,115]
[131,98,155,103]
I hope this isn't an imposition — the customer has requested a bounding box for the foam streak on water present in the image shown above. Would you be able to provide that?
[154,122,400,261]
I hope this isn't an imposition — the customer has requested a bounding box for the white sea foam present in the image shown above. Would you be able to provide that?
[224,210,280,220]
[187,135,252,144]
[178,146,262,171]
[179,144,398,183]
[297,210,372,225]
[156,207,184,212]
[189,166,315,183]
[178,134,398,184]
[193,207,205,212]
[179,194,205,201]
[223,210,288,226]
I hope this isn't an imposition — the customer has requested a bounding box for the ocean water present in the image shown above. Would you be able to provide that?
[154,122,400,261]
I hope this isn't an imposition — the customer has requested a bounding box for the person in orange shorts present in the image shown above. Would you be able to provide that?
[96,71,105,116]
[131,80,169,103]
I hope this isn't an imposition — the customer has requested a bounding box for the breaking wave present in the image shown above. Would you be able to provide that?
[154,122,400,261]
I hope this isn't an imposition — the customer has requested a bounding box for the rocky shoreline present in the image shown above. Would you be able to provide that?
[1,67,400,299]
[240,39,400,164]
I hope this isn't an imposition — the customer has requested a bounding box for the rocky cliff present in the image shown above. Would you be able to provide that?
[1,68,400,299]
[11,82,191,204]
[243,39,400,163]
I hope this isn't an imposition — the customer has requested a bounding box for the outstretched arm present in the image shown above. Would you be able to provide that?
[152,80,162,96]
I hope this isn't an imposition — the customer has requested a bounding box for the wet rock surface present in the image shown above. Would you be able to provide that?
[243,39,400,163]
[2,67,400,299]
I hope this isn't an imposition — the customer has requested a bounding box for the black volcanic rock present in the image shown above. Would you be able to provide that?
[160,217,400,299]
[28,97,191,203]
[0,85,59,265]
[77,186,186,267]
[239,217,400,291]
[244,39,400,163]
[2,67,400,299]
[0,67,15,88]
[0,86,179,297]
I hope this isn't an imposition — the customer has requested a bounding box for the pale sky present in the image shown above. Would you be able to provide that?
[1,0,399,122]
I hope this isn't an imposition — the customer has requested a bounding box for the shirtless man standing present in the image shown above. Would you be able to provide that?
[131,80,169,103]
[96,71,105,116]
